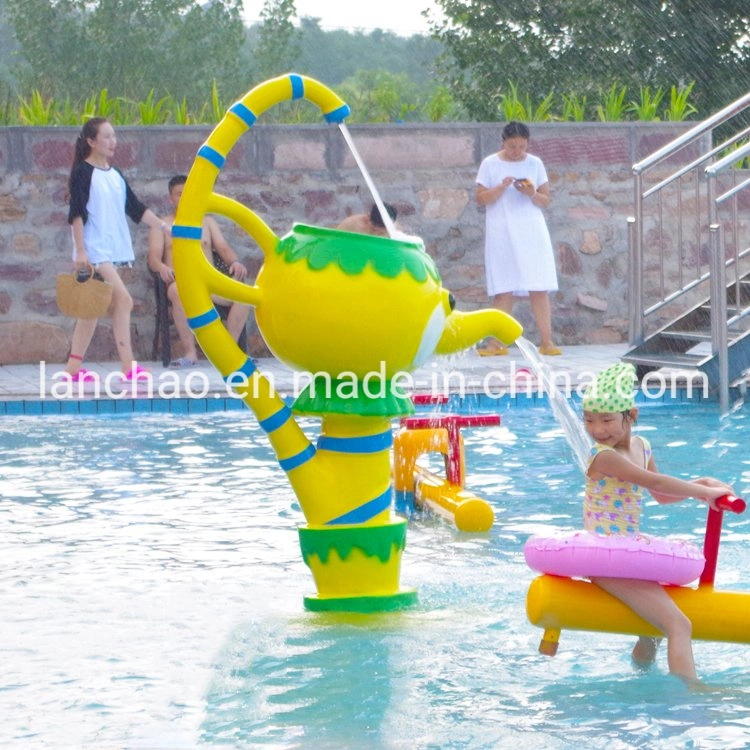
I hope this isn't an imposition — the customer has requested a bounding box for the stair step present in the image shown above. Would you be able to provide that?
[659,318,750,341]
[660,330,711,342]
[699,304,748,315]
[622,352,706,369]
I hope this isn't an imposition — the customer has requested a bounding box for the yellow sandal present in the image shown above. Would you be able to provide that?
[477,344,508,356]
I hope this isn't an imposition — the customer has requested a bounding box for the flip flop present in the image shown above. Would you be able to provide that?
[538,345,562,356]
[118,365,152,382]
[63,368,97,383]
[477,345,508,357]
[169,357,198,369]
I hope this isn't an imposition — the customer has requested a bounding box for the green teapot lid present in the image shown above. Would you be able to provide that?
[276,223,440,283]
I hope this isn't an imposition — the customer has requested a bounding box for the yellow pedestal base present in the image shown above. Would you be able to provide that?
[298,518,417,613]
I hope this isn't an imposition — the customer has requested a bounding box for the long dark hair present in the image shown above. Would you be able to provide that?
[68,117,108,194]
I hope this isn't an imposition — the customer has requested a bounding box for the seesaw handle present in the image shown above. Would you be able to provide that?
[716,494,746,514]
[700,495,746,587]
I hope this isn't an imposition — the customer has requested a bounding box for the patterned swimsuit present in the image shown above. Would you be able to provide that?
[584,437,651,536]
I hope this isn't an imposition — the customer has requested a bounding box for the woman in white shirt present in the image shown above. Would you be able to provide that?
[63,117,169,383]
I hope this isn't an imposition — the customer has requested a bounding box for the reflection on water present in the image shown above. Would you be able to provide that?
[0,407,749,748]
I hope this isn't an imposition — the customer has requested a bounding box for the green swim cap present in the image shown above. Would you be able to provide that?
[582,362,637,413]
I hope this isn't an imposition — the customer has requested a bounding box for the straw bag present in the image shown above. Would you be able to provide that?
[56,266,113,319]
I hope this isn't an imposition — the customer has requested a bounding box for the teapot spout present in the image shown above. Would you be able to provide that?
[435,309,523,355]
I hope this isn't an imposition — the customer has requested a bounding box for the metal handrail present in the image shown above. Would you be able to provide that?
[705,139,750,176]
[642,126,750,199]
[633,92,750,174]
[630,91,750,412]
[709,224,729,412]
[716,176,750,205]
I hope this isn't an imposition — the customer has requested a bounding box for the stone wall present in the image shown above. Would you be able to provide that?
[0,121,692,365]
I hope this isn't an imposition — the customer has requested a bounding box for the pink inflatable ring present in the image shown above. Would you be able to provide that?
[524,531,705,586]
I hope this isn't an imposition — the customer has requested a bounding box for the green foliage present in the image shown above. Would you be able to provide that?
[5,0,245,108]
[425,86,460,123]
[17,89,56,125]
[336,70,424,123]
[0,81,703,125]
[138,90,172,125]
[560,93,588,122]
[627,86,666,121]
[254,0,301,81]
[430,0,750,121]
[208,80,226,124]
[81,89,123,124]
[498,82,555,122]
[293,18,444,89]
[0,0,711,126]
[663,83,698,122]
[595,83,628,122]
[171,97,191,125]
[53,97,82,126]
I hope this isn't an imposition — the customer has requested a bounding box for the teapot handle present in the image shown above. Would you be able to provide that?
[171,74,351,375]
[174,73,350,257]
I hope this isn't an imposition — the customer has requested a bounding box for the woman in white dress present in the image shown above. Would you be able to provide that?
[475,121,561,356]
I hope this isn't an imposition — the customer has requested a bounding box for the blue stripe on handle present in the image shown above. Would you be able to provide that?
[197,144,225,169]
[259,405,292,433]
[279,444,316,472]
[325,486,392,525]
[324,104,351,123]
[187,308,220,330]
[289,74,304,100]
[224,358,257,383]
[172,225,202,240]
[317,430,392,454]
[229,102,257,127]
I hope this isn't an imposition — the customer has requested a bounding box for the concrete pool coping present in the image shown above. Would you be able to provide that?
[0,343,741,415]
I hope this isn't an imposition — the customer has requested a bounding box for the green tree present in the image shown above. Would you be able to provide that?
[254,0,301,81]
[0,0,19,85]
[337,70,424,123]
[430,0,750,120]
[6,0,246,106]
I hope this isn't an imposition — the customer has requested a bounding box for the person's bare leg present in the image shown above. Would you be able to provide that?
[97,264,135,373]
[481,292,513,353]
[593,577,697,683]
[492,292,514,315]
[632,636,661,669]
[64,318,98,374]
[529,291,557,350]
[167,282,198,361]
[226,303,250,343]
[212,295,250,344]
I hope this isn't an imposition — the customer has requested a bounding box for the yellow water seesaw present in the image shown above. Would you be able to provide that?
[525,495,748,655]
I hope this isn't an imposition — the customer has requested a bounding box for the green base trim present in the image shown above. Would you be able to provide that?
[303,589,418,613]
[299,520,407,565]
[293,377,414,418]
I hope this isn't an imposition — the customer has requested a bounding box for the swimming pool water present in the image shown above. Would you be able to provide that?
[1,404,749,749]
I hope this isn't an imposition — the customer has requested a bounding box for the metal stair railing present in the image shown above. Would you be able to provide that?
[628,92,750,410]
[706,140,750,410]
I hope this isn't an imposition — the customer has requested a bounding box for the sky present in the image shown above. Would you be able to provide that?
[242,0,441,37]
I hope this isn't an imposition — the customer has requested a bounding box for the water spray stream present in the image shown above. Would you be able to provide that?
[339,122,398,238]
[515,336,592,475]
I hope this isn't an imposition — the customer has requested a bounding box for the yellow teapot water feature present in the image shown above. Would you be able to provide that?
[172,73,522,612]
